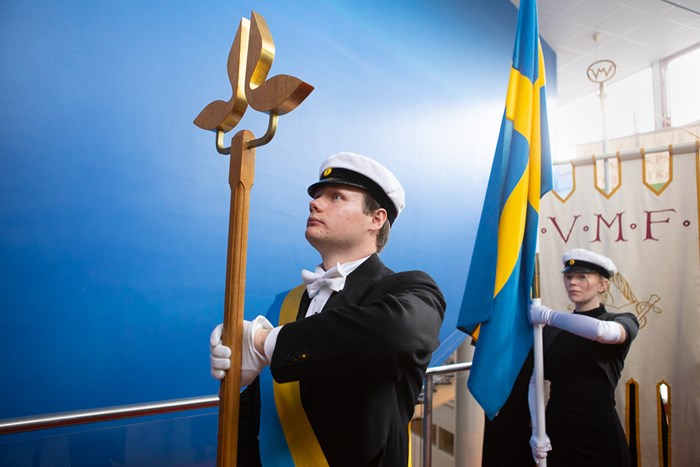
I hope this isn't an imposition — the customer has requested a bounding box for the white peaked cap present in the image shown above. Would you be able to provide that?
[307,152,405,225]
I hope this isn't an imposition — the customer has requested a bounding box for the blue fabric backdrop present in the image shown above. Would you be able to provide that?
[0,0,556,419]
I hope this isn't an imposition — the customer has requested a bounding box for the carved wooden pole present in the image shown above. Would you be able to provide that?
[194,11,312,465]
[216,130,255,465]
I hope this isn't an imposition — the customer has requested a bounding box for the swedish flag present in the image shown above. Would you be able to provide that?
[456,0,552,419]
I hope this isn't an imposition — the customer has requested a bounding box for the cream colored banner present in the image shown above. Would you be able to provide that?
[539,144,700,467]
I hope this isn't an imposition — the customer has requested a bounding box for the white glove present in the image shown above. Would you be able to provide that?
[528,304,555,326]
[210,324,230,380]
[528,304,624,344]
[529,433,552,464]
[209,316,273,386]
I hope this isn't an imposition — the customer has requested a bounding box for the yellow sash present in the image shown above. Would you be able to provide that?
[273,284,329,466]
[271,284,412,466]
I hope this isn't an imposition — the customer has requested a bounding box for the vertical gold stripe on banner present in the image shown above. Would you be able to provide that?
[656,380,672,467]
[274,285,329,466]
[407,424,412,467]
[625,379,641,466]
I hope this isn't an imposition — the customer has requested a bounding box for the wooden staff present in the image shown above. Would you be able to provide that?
[216,129,255,466]
[194,11,313,465]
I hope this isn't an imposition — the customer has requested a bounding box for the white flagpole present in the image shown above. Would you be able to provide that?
[532,253,547,466]
[532,318,547,466]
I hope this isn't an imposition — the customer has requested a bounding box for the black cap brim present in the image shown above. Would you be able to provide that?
[562,260,611,278]
[307,168,398,225]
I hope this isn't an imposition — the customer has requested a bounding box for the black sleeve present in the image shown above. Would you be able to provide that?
[270,270,445,382]
[593,312,640,388]
[613,312,640,344]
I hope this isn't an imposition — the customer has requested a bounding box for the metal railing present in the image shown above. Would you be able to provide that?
[421,361,472,467]
[0,395,219,435]
[1,362,472,467]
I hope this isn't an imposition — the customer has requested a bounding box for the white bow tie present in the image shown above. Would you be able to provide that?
[301,264,347,299]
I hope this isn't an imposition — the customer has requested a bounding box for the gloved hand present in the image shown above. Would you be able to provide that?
[529,433,552,464]
[210,324,230,380]
[209,316,273,386]
[528,304,554,326]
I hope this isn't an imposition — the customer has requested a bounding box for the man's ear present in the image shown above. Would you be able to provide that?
[369,208,388,232]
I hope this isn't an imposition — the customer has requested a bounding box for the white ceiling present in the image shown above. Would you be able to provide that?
[513,0,700,104]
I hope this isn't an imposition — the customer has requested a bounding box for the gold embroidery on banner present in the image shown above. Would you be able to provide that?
[602,273,664,329]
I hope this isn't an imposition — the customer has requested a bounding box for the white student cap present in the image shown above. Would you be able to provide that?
[561,248,617,278]
[307,152,406,225]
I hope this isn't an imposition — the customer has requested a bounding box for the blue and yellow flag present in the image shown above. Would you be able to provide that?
[456,0,552,419]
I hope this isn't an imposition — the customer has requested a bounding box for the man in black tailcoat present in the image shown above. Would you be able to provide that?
[210,152,445,466]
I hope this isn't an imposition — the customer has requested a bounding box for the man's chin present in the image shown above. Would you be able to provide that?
[305,230,324,246]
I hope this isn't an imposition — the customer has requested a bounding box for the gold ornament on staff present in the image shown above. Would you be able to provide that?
[193,10,313,466]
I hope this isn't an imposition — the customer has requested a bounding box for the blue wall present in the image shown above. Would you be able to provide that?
[0,0,556,420]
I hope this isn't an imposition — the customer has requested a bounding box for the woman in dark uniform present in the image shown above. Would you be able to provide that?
[527,248,639,466]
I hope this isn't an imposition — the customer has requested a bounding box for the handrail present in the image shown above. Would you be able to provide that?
[1,361,473,467]
[422,361,472,467]
[426,361,471,376]
[0,395,219,435]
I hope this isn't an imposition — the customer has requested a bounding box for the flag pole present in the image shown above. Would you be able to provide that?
[532,252,547,466]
